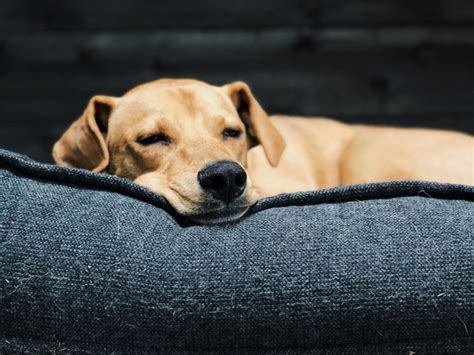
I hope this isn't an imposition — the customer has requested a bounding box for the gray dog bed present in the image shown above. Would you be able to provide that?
[0,149,472,353]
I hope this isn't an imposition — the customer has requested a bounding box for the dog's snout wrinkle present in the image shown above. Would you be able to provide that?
[198,160,247,204]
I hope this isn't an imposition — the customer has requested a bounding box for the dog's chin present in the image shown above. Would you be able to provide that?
[187,205,251,225]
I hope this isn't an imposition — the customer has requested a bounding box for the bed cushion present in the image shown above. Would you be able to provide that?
[0,149,472,353]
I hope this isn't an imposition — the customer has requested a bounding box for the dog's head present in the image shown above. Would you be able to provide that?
[53,79,285,223]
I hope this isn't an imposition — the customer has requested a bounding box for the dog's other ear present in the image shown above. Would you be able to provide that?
[53,95,116,172]
[223,81,285,166]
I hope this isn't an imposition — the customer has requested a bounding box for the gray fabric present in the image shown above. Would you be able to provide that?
[0,149,473,352]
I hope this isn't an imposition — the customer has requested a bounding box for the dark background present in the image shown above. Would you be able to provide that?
[1,0,474,163]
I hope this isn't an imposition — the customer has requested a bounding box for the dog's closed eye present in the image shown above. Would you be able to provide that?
[137,133,171,146]
[222,128,242,139]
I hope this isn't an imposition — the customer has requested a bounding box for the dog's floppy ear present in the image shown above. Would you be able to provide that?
[53,95,116,172]
[223,81,285,166]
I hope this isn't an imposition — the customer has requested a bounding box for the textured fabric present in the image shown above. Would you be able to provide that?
[0,149,473,352]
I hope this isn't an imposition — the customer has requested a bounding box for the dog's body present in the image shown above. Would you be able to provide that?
[53,79,473,223]
[249,116,473,196]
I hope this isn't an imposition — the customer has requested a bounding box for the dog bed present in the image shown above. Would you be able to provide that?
[1,148,472,352]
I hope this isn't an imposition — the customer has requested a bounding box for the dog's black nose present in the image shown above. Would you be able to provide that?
[197,160,247,204]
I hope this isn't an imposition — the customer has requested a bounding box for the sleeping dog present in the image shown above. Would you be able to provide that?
[53,79,473,223]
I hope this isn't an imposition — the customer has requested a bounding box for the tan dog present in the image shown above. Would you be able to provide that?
[53,79,473,223]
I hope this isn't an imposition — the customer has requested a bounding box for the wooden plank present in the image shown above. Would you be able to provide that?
[3,28,474,70]
[1,0,474,31]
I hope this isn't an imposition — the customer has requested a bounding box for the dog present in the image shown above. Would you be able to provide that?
[53,79,473,223]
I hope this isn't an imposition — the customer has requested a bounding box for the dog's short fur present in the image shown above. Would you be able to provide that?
[53,79,473,223]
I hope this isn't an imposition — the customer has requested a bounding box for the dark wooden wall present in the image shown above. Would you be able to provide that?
[1,0,474,163]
